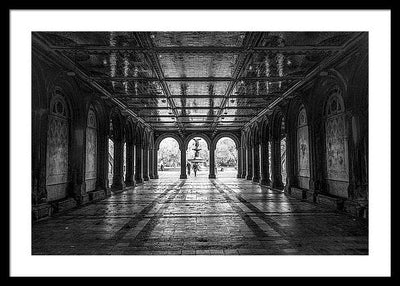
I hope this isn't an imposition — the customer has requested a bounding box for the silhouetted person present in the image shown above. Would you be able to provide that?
[160,163,164,171]
[193,163,198,177]
[187,162,191,176]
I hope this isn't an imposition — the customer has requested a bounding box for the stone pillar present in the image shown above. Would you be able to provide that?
[95,129,109,194]
[252,144,260,182]
[237,146,242,178]
[154,148,159,179]
[307,120,319,193]
[284,131,296,194]
[135,144,143,184]
[180,147,187,179]
[111,137,125,192]
[246,147,253,180]
[271,138,284,189]
[260,141,271,186]
[143,146,149,181]
[209,145,216,179]
[124,142,135,187]
[149,148,154,179]
[241,146,247,178]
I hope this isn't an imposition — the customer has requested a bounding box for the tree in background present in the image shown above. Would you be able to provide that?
[158,138,181,167]
[215,137,237,167]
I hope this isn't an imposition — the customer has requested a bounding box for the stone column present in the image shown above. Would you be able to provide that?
[124,142,135,187]
[143,146,149,181]
[237,146,242,178]
[271,138,284,189]
[241,146,247,178]
[135,144,143,184]
[246,146,253,180]
[284,131,296,194]
[111,137,125,192]
[307,119,319,194]
[154,148,159,179]
[95,129,109,193]
[260,141,271,186]
[180,147,187,179]
[149,148,154,179]
[209,145,216,179]
[252,144,260,182]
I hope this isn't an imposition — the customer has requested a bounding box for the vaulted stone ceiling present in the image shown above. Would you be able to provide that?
[32,31,362,135]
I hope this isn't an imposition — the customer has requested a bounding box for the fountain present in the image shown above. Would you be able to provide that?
[188,138,206,165]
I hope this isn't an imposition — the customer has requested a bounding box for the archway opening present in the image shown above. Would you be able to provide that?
[108,138,114,188]
[280,118,287,187]
[215,137,238,178]
[85,106,97,193]
[158,137,181,178]
[123,142,126,181]
[186,137,209,178]
[107,119,114,188]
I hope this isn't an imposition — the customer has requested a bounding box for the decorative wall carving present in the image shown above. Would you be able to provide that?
[85,107,97,192]
[297,107,310,178]
[46,94,69,201]
[325,89,349,182]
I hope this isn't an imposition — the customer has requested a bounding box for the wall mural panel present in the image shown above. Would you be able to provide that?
[325,114,349,181]
[85,109,97,192]
[46,115,69,201]
[85,128,97,192]
[297,126,310,177]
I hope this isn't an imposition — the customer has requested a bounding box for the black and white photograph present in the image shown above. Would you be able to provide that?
[10,9,391,277]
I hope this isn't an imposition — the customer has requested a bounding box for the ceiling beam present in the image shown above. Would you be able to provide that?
[142,114,253,118]
[32,33,152,130]
[131,106,263,110]
[210,32,264,134]
[114,93,282,99]
[134,33,185,135]
[50,44,342,53]
[242,32,367,129]
[90,76,303,82]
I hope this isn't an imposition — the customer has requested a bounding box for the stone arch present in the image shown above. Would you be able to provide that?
[324,87,349,195]
[124,118,135,144]
[259,117,270,143]
[84,104,98,192]
[271,107,286,140]
[184,133,211,151]
[109,108,124,141]
[251,123,261,146]
[45,88,73,201]
[45,72,85,129]
[245,128,252,148]
[211,132,240,150]
[270,107,288,188]
[142,128,151,148]
[155,133,183,151]
[135,124,145,145]
[240,130,247,148]
[309,69,348,121]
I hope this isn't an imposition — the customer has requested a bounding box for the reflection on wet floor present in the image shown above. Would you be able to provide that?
[32,174,368,255]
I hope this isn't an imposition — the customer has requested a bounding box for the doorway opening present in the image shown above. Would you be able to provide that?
[158,137,181,179]
[186,137,209,178]
[215,137,238,178]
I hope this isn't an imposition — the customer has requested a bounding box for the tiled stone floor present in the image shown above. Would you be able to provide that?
[32,173,368,255]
